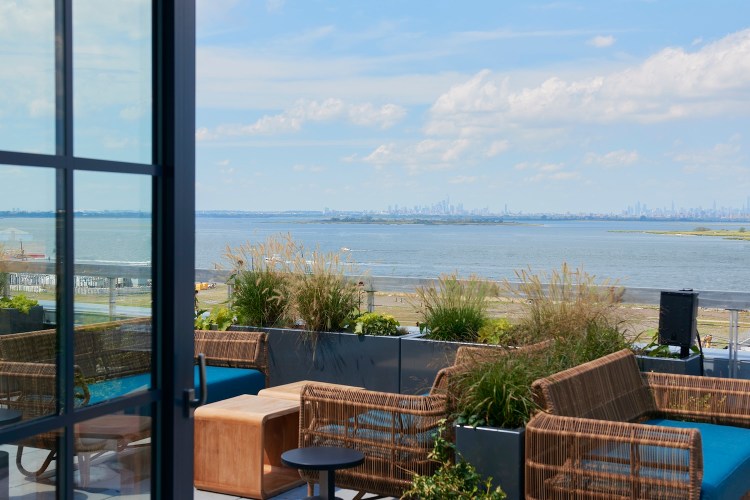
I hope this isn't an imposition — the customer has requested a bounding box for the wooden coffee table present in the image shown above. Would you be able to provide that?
[194,395,304,499]
[258,380,363,402]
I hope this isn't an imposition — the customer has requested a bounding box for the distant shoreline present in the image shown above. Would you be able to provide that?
[317,216,510,226]
[612,228,750,241]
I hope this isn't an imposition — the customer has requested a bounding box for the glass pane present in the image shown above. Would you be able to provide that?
[3,406,152,497]
[73,407,152,496]
[4,429,61,498]
[0,165,57,421]
[74,172,152,406]
[0,0,55,154]
[73,0,152,164]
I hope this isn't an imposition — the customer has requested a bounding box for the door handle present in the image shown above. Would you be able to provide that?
[184,352,207,416]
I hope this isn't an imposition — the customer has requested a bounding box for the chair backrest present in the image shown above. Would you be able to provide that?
[532,348,656,422]
[194,329,268,374]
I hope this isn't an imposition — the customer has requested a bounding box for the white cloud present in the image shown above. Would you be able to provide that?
[486,140,509,157]
[584,149,639,168]
[671,135,747,177]
[427,29,750,135]
[588,35,615,48]
[196,127,216,141]
[206,99,406,138]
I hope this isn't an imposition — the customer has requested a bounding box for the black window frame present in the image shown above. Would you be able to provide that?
[0,1,196,498]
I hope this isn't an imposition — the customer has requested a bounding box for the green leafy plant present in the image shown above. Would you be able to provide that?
[353,312,401,336]
[477,318,531,346]
[224,235,295,328]
[631,330,699,358]
[0,294,39,314]
[194,306,234,331]
[414,273,496,342]
[455,315,629,429]
[290,245,360,333]
[402,420,506,500]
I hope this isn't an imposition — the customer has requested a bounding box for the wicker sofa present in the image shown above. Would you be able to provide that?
[298,341,551,498]
[0,322,268,480]
[525,348,750,500]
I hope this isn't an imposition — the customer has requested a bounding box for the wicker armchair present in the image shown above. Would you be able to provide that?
[525,349,750,500]
[299,340,552,498]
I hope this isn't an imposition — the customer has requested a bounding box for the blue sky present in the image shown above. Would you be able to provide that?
[195,0,750,214]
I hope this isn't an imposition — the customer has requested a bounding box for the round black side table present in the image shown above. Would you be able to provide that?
[281,446,364,500]
[0,409,22,426]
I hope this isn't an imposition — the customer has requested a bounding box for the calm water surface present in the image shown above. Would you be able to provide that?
[3,216,748,291]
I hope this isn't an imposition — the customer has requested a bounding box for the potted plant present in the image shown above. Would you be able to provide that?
[226,235,406,392]
[0,293,44,335]
[400,273,497,394]
[632,330,702,375]
[452,264,629,500]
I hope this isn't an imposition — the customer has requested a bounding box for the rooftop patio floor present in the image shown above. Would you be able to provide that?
[195,486,398,500]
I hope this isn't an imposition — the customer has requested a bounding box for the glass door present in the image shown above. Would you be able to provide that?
[0,1,196,498]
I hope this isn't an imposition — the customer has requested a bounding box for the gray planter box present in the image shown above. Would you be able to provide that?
[636,353,702,375]
[232,326,403,392]
[455,424,525,500]
[399,334,469,394]
[0,305,44,335]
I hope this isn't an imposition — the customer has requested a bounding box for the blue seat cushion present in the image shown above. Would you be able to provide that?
[647,418,750,500]
[87,366,265,405]
[201,365,265,403]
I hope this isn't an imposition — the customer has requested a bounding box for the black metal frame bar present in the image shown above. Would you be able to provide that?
[0,0,195,498]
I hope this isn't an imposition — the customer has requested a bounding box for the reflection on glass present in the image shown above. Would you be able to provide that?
[74,171,152,406]
[0,0,55,154]
[4,430,61,498]
[0,166,57,424]
[3,407,152,497]
[74,408,152,496]
[73,0,152,164]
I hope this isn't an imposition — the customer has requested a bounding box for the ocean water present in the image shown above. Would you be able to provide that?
[3,216,749,292]
[195,216,750,292]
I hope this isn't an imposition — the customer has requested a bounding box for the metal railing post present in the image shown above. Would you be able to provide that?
[728,309,740,378]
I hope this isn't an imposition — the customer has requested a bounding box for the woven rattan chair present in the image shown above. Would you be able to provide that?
[298,340,552,498]
[525,348,750,500]
[194,329,268,385]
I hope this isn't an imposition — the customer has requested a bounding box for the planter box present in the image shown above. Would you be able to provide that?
[399,334,469,395]
[455,425,525,500]
[0,305,44,335]
[232,326,403,392]
[636,353,702,375]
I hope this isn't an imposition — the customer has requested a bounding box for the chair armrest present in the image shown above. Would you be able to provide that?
[645,372,750,427]
[0,361,91,417]
[525,411,702,500]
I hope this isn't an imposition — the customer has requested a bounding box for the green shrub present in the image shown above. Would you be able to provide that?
[0,294,39,314]
[231,269,290,327]
[291,246,360,333]
[225,235,295,328]
[194,306,234,331]
[354,312,400,336]
[414,274,495,342]
[402,420,506,500]
[477,318,531,346]
[455,322,629,429]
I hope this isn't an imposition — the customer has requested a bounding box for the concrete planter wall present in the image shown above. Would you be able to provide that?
[0,305,44,335]
[636,353,702,375]
[455,425,526,500]
[232,326,403,392]
[399,334,469,394]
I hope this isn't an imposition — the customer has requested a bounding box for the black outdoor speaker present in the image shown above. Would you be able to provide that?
[658,290,698,348]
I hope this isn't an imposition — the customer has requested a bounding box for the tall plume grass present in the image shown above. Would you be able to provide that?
[503,262,625,341]
[413,273,497,342]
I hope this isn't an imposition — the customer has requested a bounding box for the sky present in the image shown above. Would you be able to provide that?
[1,1,749,214]
[195,0,750,214]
